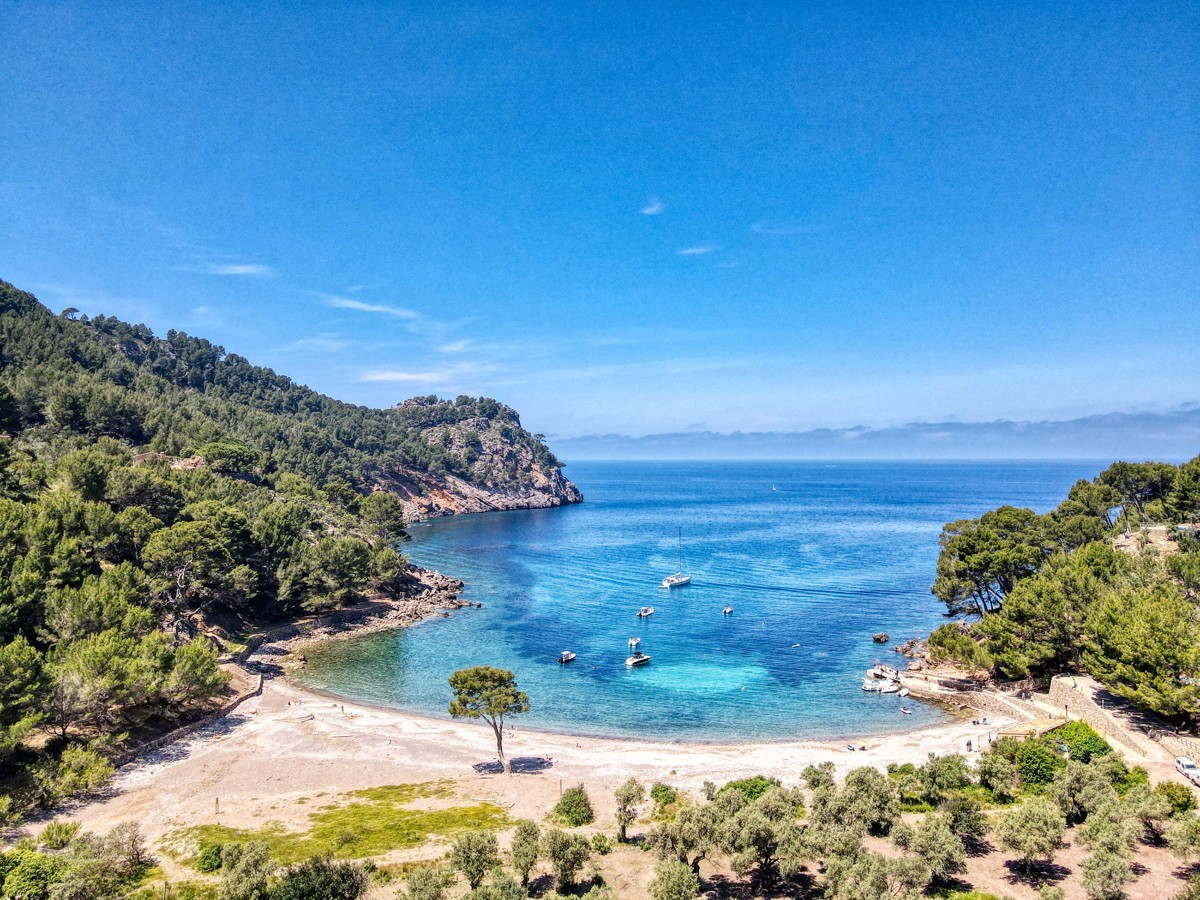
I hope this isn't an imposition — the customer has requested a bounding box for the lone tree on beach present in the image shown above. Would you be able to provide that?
[448,666,530,774]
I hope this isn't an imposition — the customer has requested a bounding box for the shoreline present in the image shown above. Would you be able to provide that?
[284,674,975,748]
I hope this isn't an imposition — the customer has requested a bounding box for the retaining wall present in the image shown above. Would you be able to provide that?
[1046,675,1146,756]
[113,673,264,767]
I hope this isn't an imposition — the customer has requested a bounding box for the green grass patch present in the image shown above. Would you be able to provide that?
[167,781,509,867]
[929,890,1010,900]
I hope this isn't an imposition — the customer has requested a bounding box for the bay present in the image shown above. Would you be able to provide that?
[297,460,1102,741]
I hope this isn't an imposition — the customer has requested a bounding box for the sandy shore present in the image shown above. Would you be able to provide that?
[60,677,1009,869]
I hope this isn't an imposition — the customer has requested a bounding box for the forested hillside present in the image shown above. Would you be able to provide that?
[0,278,577,821]
[929,456,1200,720]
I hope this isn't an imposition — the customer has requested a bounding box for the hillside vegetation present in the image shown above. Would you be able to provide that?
[930,455,1200,720]
[0,278,577,821]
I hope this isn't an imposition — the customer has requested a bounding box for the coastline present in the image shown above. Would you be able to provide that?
[63,675,1014,877]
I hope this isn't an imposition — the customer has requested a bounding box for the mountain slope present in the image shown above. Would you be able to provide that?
[0,279,581,517]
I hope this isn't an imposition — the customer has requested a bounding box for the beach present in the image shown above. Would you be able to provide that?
[65,676,1003,871]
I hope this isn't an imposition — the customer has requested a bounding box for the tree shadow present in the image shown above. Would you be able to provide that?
[965,837,996,858]
[471,756,554,775]
[1002,859,1071,886]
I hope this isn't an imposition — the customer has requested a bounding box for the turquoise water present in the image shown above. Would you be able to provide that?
[297,460,1100,741]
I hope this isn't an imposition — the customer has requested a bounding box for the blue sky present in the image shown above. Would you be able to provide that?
[2,3,1197,439]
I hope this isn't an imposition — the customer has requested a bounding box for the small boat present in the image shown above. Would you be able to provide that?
[898,688,910,697]
[628,637,640,648]
[722,606,733,615]
[899,706,913,715]
[790,643,802,649]
[861,678,884,692]
[880,682,901,694]
[625,652,651,667]
[636,607,654,618]
[660,528,691,588]
[558,651,576,664]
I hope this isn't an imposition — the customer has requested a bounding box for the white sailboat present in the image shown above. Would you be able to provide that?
[660,528,691,588]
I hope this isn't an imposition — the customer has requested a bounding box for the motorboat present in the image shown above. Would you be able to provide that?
[558,651,576,664]
[628,636,640,648]
[861,678,884,692]
[898,688,910,697]
[636,607,654,618]
[899,706,913,715]
[880,681,901,694]
[625,652,651,667]
[722,606,733,615]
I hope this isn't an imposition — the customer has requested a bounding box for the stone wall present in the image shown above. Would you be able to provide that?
[1046,675,1146,755]
[113,673,264,767]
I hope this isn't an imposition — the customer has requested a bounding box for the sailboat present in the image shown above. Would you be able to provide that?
[660,528,691,588]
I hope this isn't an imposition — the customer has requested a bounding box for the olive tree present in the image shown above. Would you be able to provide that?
[509,820,541,887]
[649,859,700,900]
[615,777,646,842]
[542,828,590,889]
[995,797,1066,873]
[450,830,499,889]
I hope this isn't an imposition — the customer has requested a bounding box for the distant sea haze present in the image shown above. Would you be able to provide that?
[550,406,1200,461]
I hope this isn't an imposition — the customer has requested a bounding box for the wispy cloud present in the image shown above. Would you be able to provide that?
[326,296,422,320]
[640,196,665,215]
[184,262,276,276]
[437,339,473,354]
[750,219,820,236]
[678,245,715,256]
[289,335,353,353]
[362,370,452,383]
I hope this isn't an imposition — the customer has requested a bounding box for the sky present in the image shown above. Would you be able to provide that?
[1,2,1197,442]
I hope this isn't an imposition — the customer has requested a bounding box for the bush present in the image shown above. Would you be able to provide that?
[271,854,368,900]
[2,850,65,900]
[944,796,989,843]
[1048,722,1112,763]
[197,843,225,872]
[590,834,612,855]
[995,797,1066,869]
[38,820,81,850]
[649,859,699,900]
[219,841,273,900]
[929,622,993,671]
[403,867,445,900]
[542,828,590,889]
[449,830,499,890]
[509,820,541,886]
[1015,739,1066,791]
[552,786,595,826]
[650,783,678,807]
[1158,781,1198,816]
[719,776,779,802]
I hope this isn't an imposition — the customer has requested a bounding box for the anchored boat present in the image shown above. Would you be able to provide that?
[558,651,576,664]
[625,652,651,667]
[660,528,691,588]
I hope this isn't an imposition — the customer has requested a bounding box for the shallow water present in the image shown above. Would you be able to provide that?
[297,460,1100,740]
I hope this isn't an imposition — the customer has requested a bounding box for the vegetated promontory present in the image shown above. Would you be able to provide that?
[0,277,579,820]
[927,454,1200,722]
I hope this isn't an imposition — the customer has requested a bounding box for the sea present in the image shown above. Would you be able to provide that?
[296,460,1103,742]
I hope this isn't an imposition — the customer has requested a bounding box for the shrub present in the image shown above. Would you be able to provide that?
[465,871,526,900]
[995,797,1066,870]
[1081,846,1134,900]
[977,751,1019,800]
[403,867,445,900]
[542,828,590,889]
[1015,739,1066,791]
[553,786,594,826]
[718,776,779,802]
[1048,721,1112,763]
[449,830,499,890]
[271,854,368,900]
[1158,781,1198,816]
[943,796,989,843]
[509,819,541,886]
[649,859,699,900]
[651,783,678,808]
[929,622,993,671]
[1,851,66,900]
[38,820,81,850]
[802,762,835,791]
[197,843,225,872]
[590,834,612,855]
[219,841,273,900]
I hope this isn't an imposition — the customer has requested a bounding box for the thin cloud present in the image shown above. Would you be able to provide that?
[186,262,276,276]
[362,370,451,383]
[640,197,665,215]
[437,339,473,354]
[678,245,715,256]
[327,297,422,320]
[289,335,353,353]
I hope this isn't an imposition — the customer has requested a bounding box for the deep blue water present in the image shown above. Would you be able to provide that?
[297,460,1102,741]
